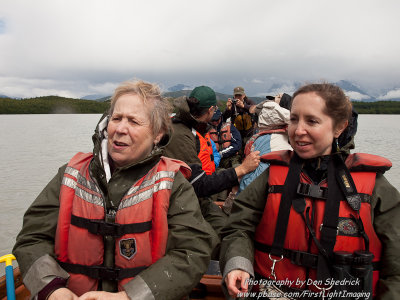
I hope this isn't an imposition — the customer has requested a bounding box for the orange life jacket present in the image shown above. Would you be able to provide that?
[55,152,191,296]
[209,123,232,151]
[254,150,391,296]
[196,131,215,175]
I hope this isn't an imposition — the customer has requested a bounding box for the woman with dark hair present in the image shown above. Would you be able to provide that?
[220,83,400,299]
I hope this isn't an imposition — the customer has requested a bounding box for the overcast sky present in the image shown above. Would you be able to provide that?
[1,0,400,99]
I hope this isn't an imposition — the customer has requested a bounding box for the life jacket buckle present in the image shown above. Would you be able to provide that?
[268,254,283,280]
[297,182,327,199]
[99,266,121,281]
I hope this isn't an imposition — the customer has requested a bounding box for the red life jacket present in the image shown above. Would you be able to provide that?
[196,131,215,175]
[209,122,232,151]
[55,152,191,296]
[244,128,287,156]
[254,150,391,296]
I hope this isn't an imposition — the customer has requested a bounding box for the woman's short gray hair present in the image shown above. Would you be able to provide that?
[109,80,172,137]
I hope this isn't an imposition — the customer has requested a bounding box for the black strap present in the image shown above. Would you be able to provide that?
[71,214,152,237]
[58,261,147,280]
[255,241,318,269]
[270,152,303,257]
[254,241,381,271]
[269,185,371,203]
[302,207,330,260]
[351,215,370,251]
[317,156,341,281]
[297,183,328,200]
[334,154,362,211]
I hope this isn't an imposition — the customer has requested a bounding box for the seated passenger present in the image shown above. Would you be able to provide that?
[164,85,260,237]
[220,83,400,299]
[209,108,242,169]
[239,93,293,192]
[13,80,217,300]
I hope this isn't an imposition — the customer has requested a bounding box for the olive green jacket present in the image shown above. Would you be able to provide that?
[13,114,218,300]
[164,98,230,238]
[220,155,400,300]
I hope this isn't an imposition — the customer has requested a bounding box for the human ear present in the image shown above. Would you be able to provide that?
[154,132,164,145]
[334,120,349,138]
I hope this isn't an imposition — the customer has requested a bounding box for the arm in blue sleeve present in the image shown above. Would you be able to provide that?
[210,139,221,168]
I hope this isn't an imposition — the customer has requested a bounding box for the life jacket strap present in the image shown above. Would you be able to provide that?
[255,241,318,269]
[254,241,381,271]
[58,260,147,280]
[297,183,328,200]
[71,214,152,237]
[268,185,371,203]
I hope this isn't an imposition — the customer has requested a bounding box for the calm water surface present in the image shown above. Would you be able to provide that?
[0,114,399,275]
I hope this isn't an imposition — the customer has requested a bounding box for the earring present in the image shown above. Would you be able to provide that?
[334,138,340,152]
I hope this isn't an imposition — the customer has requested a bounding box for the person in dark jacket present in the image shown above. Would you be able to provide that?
[223,86,256,148]
[220,83,400,299]
[164,86,260,237]
[13,80,218,300]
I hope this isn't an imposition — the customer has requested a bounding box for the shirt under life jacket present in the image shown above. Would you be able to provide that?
[209,122,232,151]
[55,152,191,296]
[254,150,391,296]
[234,112,253,131]
[195,131,215,175]
[244,128,287,156]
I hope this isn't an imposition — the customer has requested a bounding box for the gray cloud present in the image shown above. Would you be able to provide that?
[1,0,400,98]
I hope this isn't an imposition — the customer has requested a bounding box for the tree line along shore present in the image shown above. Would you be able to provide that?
[1,95,400,114]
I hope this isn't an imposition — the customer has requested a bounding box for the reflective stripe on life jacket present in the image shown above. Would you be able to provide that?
[254,150,391,296]
[55,152,191,296]
[195,131,215,175]
[209,122,232,151]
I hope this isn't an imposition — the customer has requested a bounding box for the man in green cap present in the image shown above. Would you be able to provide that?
[164,86,260,242]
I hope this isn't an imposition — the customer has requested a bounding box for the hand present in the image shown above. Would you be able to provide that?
[225,269,250,298]
[234,151,260,179]
[235,99,245,109]
[48,288,78,300]
[226,98,233,110]
[78,291,129,300]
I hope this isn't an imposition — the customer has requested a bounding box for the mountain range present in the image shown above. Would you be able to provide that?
[2,80,399,102]
[79,80,400,103]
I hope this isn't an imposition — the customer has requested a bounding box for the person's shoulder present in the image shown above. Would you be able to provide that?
[171,122,193,137]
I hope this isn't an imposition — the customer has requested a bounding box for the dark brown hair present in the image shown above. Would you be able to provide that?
[292,83,352,128]
[187,97,210,118]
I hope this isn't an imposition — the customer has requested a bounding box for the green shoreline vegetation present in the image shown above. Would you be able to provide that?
[1,96,400,114]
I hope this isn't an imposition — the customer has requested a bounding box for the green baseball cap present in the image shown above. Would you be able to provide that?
[189,86,217,108]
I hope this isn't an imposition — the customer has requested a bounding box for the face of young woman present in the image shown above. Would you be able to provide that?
[288,92,345,160]
[107,94,162,168]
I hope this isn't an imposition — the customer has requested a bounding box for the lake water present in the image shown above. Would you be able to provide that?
[0,114,399,275]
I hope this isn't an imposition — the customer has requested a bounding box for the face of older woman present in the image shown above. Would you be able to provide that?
[107,94,163,168]
[288,92,346,159]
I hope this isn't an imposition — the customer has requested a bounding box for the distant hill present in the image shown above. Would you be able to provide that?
[2,91,400,114]
[0,96,109,114]
[167,84,192,92]
[81,94,111,101]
